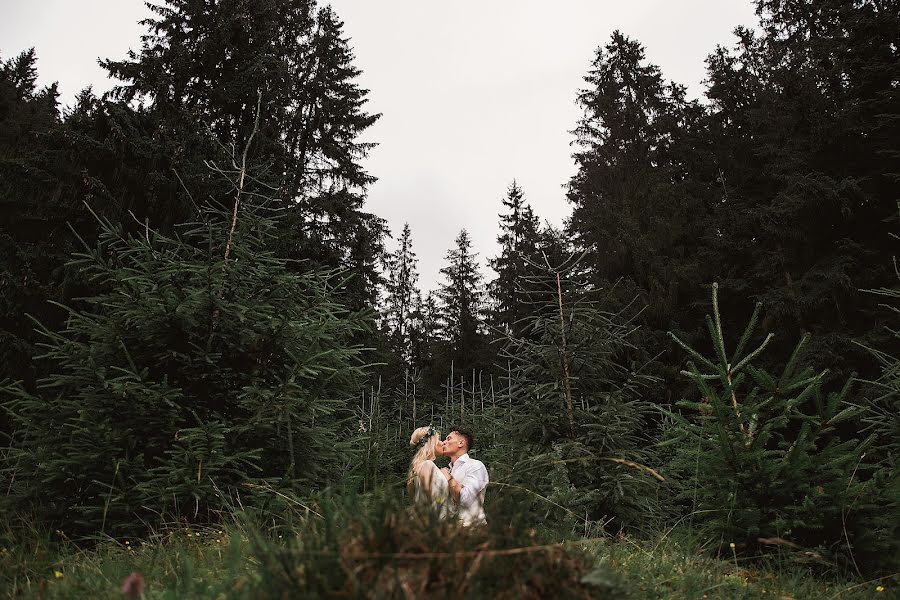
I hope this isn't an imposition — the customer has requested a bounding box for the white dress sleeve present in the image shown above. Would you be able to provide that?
[413,461,448,511]
[428,462,449,516]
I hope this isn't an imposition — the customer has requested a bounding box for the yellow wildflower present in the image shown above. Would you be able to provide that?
[54,570,64,579]
[876,586,885,593]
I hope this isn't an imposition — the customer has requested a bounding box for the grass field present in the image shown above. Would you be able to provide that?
[4,519,895,599]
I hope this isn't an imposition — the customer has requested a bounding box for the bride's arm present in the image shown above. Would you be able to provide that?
[416,462,433,496]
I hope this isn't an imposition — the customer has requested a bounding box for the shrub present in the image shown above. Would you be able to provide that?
[662,283,893,574]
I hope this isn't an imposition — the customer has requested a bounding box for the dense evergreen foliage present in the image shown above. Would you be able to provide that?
[381,222,419,365]
[489,180,542,336]
[436,229,491,374]
[489,254,660,534]
[663,284,895,573]
[2,184,369,536]
[0,49,63,386]
[103,0,386,312]
[0,0,385,388]
[568,1,899,388]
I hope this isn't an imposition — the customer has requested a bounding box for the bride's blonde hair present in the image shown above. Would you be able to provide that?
[407,425,440,495]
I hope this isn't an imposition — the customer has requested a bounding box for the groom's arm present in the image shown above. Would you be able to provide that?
[449,464,488,507]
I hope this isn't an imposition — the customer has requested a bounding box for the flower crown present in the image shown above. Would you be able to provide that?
[412,425,438,453]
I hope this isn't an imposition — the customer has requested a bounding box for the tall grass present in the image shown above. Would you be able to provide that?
[4,497,895,599]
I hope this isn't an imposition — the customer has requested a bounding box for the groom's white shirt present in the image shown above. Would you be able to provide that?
[449,453,488,526]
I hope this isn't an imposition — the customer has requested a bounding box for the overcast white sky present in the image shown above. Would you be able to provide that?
[1,0,758,291]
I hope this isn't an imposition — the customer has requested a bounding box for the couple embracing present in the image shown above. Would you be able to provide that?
[407,425,489,526]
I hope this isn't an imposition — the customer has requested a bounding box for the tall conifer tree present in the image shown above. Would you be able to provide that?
[703,0,900,376]
[0,49,61,384]
[409,291,440,371]
[437,229,487,373]
[489,180,541,336]
[102,0,383,307]
[0,51,215,386]
[567,31,711,327]
[382,223,420,363]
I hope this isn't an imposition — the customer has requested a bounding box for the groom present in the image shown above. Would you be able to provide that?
[439,426,488,526]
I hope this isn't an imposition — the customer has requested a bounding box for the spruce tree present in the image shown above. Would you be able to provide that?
[564,8,900,400]
[489,181,541,336]
[564,31,716,411]
[437,229,488,373]
[0,49,62,385]
[0,48,58,147]
[0,53,229,386]
[1,165,369,536]
[382,223,420,364]
[408,290,440,374]
[854,250,900,570]
[857,269,900,465]
[488,250,660,534]
[567,31,711,326]
[662,283,894,573]
[102,0,383,308]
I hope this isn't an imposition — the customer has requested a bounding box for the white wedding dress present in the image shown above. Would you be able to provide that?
[413,461,450,516]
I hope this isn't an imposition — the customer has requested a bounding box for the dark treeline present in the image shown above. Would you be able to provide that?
[1,0,898,583]
[379,0,900,405]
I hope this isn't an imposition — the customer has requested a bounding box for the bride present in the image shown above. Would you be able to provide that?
[407,425,449,514]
